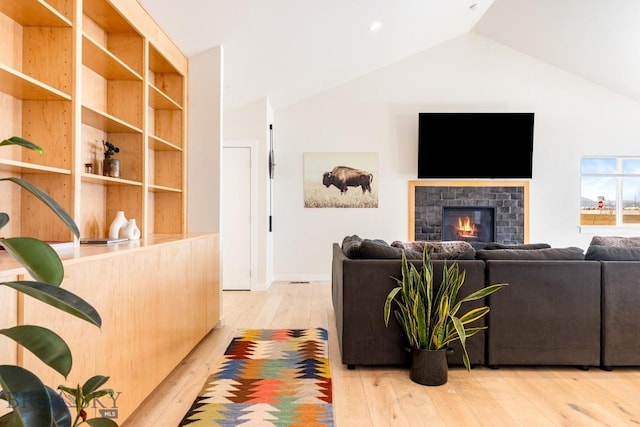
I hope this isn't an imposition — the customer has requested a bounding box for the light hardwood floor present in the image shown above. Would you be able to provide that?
[123,281,640,426]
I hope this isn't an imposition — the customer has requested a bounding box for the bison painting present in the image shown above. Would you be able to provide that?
[322,166,373,194]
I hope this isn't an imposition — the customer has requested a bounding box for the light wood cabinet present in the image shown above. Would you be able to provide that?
[14,234,220,423]
[0,0,187,241]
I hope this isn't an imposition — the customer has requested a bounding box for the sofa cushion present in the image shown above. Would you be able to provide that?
[589,236,640,247]
[342,235,364,258]
[357,239,422,259]
[475,247,585,260]
[341,235,390,258]
[585,245,640,261]
[390,240,476,260]
[482,242,551,250]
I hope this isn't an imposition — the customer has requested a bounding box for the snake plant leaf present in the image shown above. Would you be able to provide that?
[0,213,8,229]
[0,326,72,378]
[0,365,52,427]
[0,281,101,327]
[0,177,79,238]
[0,237,64,285]
[383,286,401,326]
[458,283,509,303]
[457,306,491,325]
[0,136,44,154]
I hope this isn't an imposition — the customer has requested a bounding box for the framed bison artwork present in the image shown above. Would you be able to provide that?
[303,152,378,208]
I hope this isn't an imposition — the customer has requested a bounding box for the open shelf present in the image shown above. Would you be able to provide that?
[148,134,182,152]
[83,0,137,33]
[81,173,143,186]
[149,84,182,110]
[148,184,182,193]
[0,159,70,175]
[0,65,71,101]
[82,35,143,81]
[0,0,72,27]
[81,105,143,134]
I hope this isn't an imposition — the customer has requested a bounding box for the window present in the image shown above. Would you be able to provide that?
[581,157,640,226]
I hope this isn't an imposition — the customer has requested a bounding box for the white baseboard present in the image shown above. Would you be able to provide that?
[273,274,331,283]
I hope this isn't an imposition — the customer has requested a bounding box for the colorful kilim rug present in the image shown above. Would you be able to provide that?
[178,327,333,426]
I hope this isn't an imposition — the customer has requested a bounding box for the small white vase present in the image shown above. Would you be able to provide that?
[108,211,127,239]
[122,219,141,240]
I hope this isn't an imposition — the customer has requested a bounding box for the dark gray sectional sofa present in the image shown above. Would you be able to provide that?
[332,235,640,370]
[332,242,486,368]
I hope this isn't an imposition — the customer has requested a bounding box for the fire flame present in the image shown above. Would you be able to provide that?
[456,216,478,238]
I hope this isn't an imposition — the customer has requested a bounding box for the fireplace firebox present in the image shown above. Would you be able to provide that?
[442,206,495,245]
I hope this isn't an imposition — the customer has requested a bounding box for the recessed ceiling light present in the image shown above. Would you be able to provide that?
[368,22,382,32]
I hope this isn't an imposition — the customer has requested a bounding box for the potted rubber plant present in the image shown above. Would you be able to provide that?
[384,248,507,385]
[0,136,118,426]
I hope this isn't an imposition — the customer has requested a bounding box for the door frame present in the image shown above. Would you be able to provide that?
[222,140,258,291]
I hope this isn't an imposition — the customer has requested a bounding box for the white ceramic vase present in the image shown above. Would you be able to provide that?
[108,211,127,239]
[122,219,141,240]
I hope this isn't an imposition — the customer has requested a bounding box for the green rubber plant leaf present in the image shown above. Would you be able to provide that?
[84,418,119,427]
[83,388,113,406]
[48,385,73,427]
[0,177,79,239]
[0,365,52,427]
[82,375,110,396]
[0,281,101,327]
[0,213,8,229]
[0,237,64,285]
[0,136,44,154]
[0,326,72,378]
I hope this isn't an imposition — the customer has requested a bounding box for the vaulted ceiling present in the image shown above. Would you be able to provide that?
[137,0,640,111]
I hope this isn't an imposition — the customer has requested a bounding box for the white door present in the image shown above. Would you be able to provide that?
[222,145,252,290]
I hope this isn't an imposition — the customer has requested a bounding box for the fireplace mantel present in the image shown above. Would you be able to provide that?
[408,180,530,243]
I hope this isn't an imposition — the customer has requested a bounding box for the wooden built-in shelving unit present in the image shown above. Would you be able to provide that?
[0,0,187,242]
[0,1,220,424]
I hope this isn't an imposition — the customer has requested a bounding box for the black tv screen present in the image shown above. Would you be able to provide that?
[417,112,534,179]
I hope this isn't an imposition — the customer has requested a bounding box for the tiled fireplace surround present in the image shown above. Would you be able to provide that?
[408,180,530,245]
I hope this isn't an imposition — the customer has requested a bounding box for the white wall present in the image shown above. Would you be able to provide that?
[188,46,223,233]
[273,33,640,281]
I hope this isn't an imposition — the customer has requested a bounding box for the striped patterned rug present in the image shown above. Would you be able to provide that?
[179,328,334,426]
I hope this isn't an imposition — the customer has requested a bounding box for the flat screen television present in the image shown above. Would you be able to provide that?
[417,112,534,179]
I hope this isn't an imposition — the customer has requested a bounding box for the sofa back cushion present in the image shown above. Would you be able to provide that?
[482,242,551,250]
[585,245,640,261]
[476,247,585,260]
[589,236,640,247]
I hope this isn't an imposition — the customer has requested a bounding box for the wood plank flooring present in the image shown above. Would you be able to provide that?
[122,281,640,426]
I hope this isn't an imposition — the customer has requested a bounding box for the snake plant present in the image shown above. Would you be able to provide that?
[384,248,507,370]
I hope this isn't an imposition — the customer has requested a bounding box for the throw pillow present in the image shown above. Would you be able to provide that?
[357,239,422,259]
[389,240,476,259]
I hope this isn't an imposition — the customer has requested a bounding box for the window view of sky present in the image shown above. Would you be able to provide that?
[581,158,640,203]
